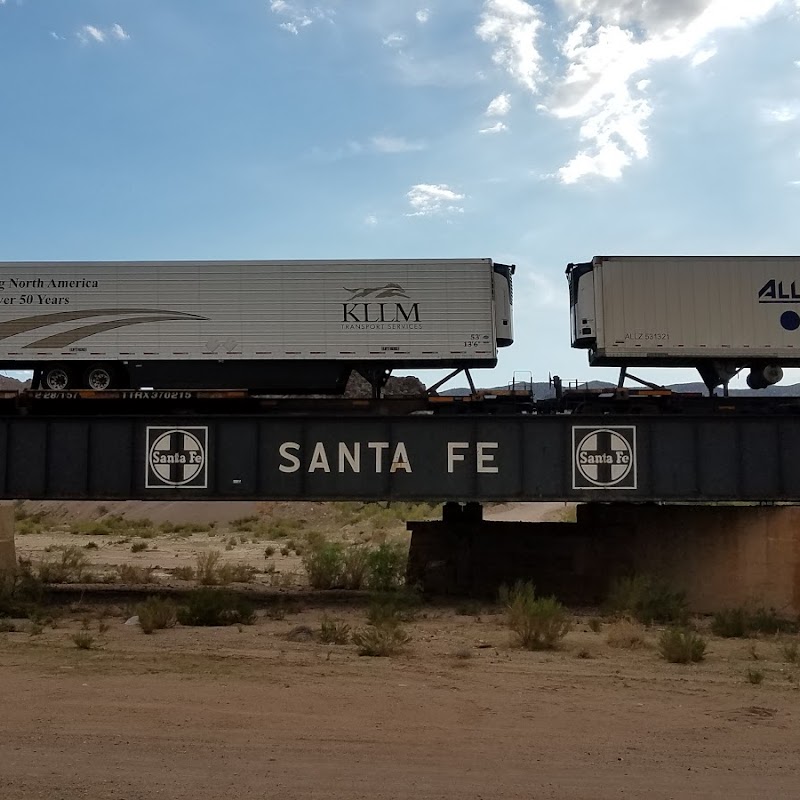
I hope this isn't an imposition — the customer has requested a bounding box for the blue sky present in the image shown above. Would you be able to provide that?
[2,0,800,390]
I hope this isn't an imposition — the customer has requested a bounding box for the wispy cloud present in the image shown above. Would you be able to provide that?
[406,184,465,216]
[486,92,511,116]
[691,46,717,66]
[416,8,430,24]
[310,135,426,161]
[370,135,426,153]
[364,214,379,226]
[76,23,130,45]
[477,0,788,184]
[765,104,799,123]
[476,0,545,93]
[270,0,333,34]
[382,32,405,47]
[479,121,508,134]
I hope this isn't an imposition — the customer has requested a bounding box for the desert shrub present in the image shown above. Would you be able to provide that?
[302,540,345,589]
[230,515,259,533]
[71,630,95,649]
[0,619,17,632]
[264,546,276,558]
[84,541,99,550]
[606,618,648,649]
[352,624,410,657]
[36,546,89,584]
[366,542,407,591]
[588,617,603,633]
[130,542,148,553]
[171,566,195,581]
[341,545,371,590]
[500,582,571,651]
[218,564,257,584]
[782,641,799,664]
[658,627,706,664]
[195,550,223,585]
[712,607,749,638]
[177,589,256,626]
[746,668,764,685]
[606,574,688,625]
[366,591,421,627]
[0,561,44,617]
[748,607,797,635]
[116,564,156,584]
[136,597,177,634]
[319,615,351,644]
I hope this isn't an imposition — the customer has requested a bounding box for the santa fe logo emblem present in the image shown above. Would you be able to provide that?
[572,426,637,490]
[146,427,208,489]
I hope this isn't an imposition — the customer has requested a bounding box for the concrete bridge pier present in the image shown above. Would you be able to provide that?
[0,503,16,574]
[407,503,800,614]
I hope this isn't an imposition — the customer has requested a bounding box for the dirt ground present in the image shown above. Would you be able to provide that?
[1,604,799,800]
[4,502,799,798]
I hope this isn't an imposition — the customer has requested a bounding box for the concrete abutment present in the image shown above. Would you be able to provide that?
[0,504,16,574]
[407,503,800,614]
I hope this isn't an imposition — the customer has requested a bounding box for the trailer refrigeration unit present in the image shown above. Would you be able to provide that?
[0,259,514,393]
[567,255,800,391]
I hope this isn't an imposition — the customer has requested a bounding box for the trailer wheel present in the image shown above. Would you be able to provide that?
[84,365,114,391]
[42,367,71,391]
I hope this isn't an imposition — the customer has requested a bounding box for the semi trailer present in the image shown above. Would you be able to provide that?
[567,255,800,391]
[0,259,514,392]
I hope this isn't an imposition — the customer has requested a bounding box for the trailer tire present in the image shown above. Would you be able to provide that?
[84,365,115,391]
[42,367,72,391]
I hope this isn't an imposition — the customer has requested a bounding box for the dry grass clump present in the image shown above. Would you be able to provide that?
[606,574,688,625]
[36,546,89,584]
[606,618,649,649]
[319,615,351,644]
[177,589,256,627]
[136,597,178,634]
[352,624,410,657]
[194,551,256,586]
[499,581,571,651]
[117,564,157,584]
[658,628,706,664]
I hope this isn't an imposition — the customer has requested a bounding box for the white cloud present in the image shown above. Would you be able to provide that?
[382,32,405,47]
[370,136,426,153]
[270,0,333,34]
[406,184,465,216]
[364,214,379,226]
[50,31,66,41]
[77,23,130,45]
[479,121,508,134]
[477,0,787,183]
[110,24,130,41]
[78,25,106,44]
[765,105,799,123]
[690,46,717,66]
[486,92,512,116]
[416,8,430,23]
[476,0,545,93]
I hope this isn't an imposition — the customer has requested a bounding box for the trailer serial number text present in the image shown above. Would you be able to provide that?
[624,332,670,341]
[0,277,99,306]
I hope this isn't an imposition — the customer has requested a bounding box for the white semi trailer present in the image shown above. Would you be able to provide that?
[0,259,514,392]
[567,255,800,391]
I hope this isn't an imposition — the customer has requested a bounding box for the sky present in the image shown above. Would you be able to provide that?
[1,0,800,391]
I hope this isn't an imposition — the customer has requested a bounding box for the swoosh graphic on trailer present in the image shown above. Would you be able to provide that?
[0,308,205,341]
[23,315,205,349]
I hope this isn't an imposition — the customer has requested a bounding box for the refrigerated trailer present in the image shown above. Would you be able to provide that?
[0,259,514,392]
[567,255,800,390]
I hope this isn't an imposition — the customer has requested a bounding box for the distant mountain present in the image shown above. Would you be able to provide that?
[0,375,30,392]
[440,380,800,398]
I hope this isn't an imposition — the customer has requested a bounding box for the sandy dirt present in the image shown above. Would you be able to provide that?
[1,606,799,800]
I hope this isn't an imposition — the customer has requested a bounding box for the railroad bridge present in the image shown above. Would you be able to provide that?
[1,391,799,612]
